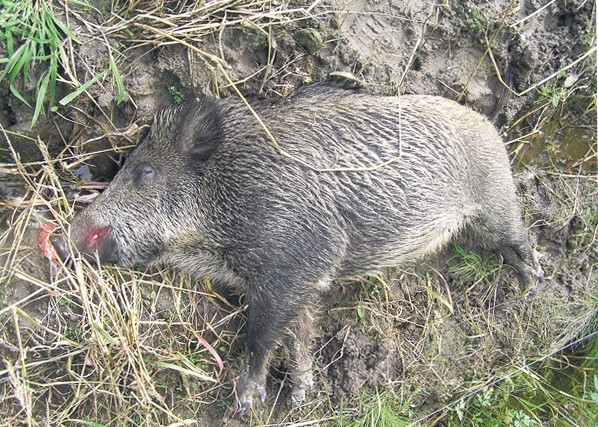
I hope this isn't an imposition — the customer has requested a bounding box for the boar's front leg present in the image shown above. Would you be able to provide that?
[234,283,315,418]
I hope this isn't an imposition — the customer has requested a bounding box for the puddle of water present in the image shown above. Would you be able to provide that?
[514,106,597,172]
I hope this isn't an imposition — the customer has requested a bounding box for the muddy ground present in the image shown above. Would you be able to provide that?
[0,0,596,426]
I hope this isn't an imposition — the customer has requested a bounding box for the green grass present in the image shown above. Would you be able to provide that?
[0,0,124,128]
[0,0,79,126]
[449,243,503,285]
[334,392,410,427]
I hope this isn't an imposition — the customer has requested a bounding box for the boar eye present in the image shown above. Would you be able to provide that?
[133,163,156,185]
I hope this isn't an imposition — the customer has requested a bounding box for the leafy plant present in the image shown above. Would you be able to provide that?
[168,85,185,104]
[508,409,534,427]
[0,0,79,126]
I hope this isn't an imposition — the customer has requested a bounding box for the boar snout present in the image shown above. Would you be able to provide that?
[52,225,115,263]
[50,235,69,260]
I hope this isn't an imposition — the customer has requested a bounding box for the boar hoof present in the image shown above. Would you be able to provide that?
[525,266,545,299]
[233,376,267,418]
[290,366,313,407]
[233,399,251,419]
[291,388,306,407]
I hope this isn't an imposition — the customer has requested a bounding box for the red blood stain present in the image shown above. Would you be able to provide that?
[38,224,57,261]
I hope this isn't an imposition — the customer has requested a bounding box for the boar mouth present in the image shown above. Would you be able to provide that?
[83,226,111,252]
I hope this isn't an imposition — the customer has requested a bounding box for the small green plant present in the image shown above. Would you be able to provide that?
[475,387,493,407]
[461,3,486,33]
[334,393,409,427]
[168,85,185,104]
[449,243,502,284]
[538,83,566,108]
[508,409,534,427]
[0,288,10,307]
[535,68,588,108]
[64,326,84,343]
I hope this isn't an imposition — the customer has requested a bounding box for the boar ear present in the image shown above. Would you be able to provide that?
[179,97,224,160]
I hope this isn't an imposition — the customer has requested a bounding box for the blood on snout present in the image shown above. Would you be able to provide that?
[84,227,110,250]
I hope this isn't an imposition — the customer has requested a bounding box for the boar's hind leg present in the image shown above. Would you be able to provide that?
[234,286,314,418]
[288,305,315,407]
[495,233,543,295]
[474,213,543,295]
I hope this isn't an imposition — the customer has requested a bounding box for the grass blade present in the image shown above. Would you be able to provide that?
[3,43,28,81]
[155,360,218,383]
[58,70,108,106]
[30,70,51,127]
[67,0,102,14]
[44,3,80,43]
[9,83,32,107]
[109,52,125,104]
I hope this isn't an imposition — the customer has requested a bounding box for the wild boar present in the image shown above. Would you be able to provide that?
[52,82,543,417]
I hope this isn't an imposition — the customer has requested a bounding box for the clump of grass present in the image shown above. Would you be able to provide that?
[0,0,126,128]
[448,243,503,285]
[0,0,78,126]
[335,392,410,427]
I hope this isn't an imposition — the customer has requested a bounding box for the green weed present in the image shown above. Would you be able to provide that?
[64,326,84,343]
[459,3,487,36]
[449,243,503,285]
[334,392,409,427]
[168,85,185,104]
[537,69,568,108]
[0,0,78,126]
[537,84,566,108]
